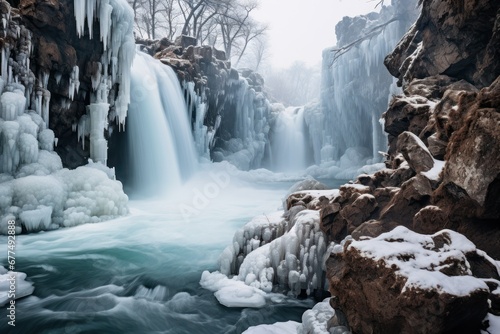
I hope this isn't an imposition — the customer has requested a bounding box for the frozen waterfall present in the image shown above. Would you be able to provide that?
[124,49,198,197]
[271,107,309,172]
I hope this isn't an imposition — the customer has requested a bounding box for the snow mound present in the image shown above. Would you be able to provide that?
[200,271,266,308]
[349,226,490,296]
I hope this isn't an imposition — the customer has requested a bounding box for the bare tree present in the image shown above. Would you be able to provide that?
[216,0,258,59]
[128,0,180,39]
[233,19,267,67]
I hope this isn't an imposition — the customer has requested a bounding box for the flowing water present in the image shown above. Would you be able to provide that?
[271,107,309,173]
[0,51,348,333]
[0,170,319,334]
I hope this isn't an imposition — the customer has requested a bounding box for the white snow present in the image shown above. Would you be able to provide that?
[422,158,445,181]
[200,271,267,308]
[348,226,490,296]
[297,298,335,334]
[482,313,500,334]
[243,321,300,334]
[0,266,35,306]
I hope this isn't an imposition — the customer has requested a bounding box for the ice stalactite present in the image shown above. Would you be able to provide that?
[73,0,135,151]
[183,81,212,160]
[208,206,335,301]
[216,77,272,170]
[0,0,128,235]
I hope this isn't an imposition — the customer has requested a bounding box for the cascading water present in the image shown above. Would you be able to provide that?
[271,107,309,172]
[125,49,198,197]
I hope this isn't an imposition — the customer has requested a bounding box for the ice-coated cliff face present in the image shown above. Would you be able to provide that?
[319,1,418,164]
[211,74,273,170]
[73,0,135,164]
[0,0,133,234]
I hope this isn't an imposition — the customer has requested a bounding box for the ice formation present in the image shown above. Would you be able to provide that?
[243,321,300,334]
[212,76,272,170]
[0,1,129,234]
[73,0,136,154]
[316,3,418,169]
[203,201,337,307]
[0,266,35,306]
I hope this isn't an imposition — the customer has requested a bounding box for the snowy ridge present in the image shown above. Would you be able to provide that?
[348,226,492,296]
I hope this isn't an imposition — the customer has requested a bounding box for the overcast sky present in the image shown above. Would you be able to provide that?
[253,0,381,69]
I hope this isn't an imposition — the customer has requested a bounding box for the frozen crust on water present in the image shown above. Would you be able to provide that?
[0,266,34,306]
[200,271,266,308]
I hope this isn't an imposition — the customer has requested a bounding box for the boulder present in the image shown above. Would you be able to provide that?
[174,35,197,49]
[384,0,500,87]
[397,131,435,173]
[327,227,493,334]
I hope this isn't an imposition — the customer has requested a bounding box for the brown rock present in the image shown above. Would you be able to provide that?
[327,228,491,334]
[413,205,448,234]
[397,131,435,173]
[340,194,378,232]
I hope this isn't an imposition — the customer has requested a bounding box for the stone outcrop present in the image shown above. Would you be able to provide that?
[13,0,111,168]
[327,227,494,334]
[322,0,500,332]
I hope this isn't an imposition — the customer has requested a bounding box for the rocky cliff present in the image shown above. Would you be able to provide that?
[321,0,500,332]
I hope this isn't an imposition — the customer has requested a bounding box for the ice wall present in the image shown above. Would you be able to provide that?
[319,1,418,164]
[211,76,273,170]
[0,1,129,234]
[124,50,198,196]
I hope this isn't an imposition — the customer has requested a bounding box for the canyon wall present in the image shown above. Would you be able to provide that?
[320,0,500,332]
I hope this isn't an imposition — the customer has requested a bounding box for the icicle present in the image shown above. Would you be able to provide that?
[86,0,97,39]
[54,72,62,86]
[42,90,50,127]
[77,114,90,150]
[89,102,109,164]
[74,0,86,37]
[99,0,113,51]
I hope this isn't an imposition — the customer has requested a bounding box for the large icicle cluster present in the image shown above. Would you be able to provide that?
[0,1,129,234]
[202,198,337,308]
[73,0,135,163]
[318,2,418,165]
[213,76,272,170]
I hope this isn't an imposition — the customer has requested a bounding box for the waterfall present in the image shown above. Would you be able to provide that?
[271,107,308,172]
[125,49,198,197]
